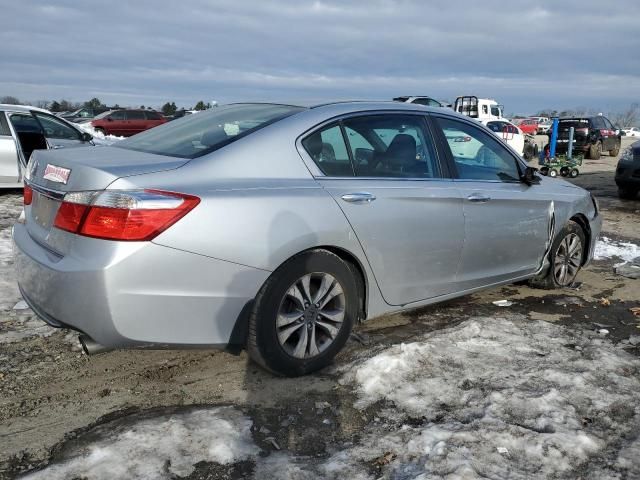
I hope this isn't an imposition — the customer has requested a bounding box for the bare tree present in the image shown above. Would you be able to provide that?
[0,95,21,105]
[609,103,639,127]
[33,100,50,109]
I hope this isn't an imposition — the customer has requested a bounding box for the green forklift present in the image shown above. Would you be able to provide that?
[538,118,582,178]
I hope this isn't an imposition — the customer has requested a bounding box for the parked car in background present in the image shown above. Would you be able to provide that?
[14,102,601,376]
[551,116,621,160]
[623,127,640,137]
[517,118,539,135]
[90,109,167,136]
[530,116,550,125]
[482,119,538,160]
[537,121,552,134]
[59,107,112,123]
[0,104,93,188]
[615,140,640,199]
[393,96,444,107]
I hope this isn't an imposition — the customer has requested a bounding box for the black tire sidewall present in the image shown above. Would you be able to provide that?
[252,251,358,376]
[548,222,586,287]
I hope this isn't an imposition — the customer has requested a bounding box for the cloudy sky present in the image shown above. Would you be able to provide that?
[1,0,638,114]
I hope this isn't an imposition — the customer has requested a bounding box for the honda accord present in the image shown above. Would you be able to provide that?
[13,102,601,376]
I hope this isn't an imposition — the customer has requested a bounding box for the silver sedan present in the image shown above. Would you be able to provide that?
[13,102,601,376]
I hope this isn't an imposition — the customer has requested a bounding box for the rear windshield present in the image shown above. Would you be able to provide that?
[559,119,590,129]
[115,104,304,159]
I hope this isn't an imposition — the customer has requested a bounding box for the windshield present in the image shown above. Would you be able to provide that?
[115,104,304,159]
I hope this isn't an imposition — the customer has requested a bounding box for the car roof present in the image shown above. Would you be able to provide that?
[0,104,51,114]
[307,100,443,113]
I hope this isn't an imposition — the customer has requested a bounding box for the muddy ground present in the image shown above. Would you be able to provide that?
[0,137,639,479]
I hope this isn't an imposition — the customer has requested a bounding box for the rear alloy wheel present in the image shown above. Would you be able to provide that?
[529,221,586,289]
[248,250,358,376]
[588,141,602,160]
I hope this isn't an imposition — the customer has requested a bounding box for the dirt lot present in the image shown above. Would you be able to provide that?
[1,137,639,479]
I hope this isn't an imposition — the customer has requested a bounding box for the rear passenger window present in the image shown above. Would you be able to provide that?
[0,113,10,136]
[145,111,162,120]
[343,115,439,178]
[302,124,353,176]
[127,111,145,120]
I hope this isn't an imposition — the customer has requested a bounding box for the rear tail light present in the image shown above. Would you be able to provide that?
[53,189,200,241]
[23,185,33,205]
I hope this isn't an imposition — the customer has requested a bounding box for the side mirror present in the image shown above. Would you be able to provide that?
[81,132,93,142]
[521,166,540,185]
[107,117,113,122]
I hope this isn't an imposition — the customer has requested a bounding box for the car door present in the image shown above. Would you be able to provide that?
[300,113,465,306]
[432,115,552,290]
[0,112,21,184]
[32,111,88,150]
[107,110,127,135]
[8,112,48,166]
[126,110,146,134]
[602,117,618,151]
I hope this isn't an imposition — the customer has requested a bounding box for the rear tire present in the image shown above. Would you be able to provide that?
[529,221,586,290]
[560,167,569,177]
[247,249,358,376]
[618,188,638,200]
[569,168,579,178]
[549,168,558,178]
[609,147,620,157]
[588,141,602,160]
[539,166,549,176]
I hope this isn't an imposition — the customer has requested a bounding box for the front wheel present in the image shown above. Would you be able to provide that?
[247,250,358,376]
[529,221,586,289]
[609,147,620,157]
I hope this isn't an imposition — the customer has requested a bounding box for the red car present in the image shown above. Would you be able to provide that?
[90,109,166,136]
[517,118,539,135]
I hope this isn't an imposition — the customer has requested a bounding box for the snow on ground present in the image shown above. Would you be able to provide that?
[594,236,640,264]
[73,122,124,145]
[23,407,258,480]
[25,315,640,479]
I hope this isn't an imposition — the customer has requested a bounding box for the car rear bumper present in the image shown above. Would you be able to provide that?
[13,223,270,348]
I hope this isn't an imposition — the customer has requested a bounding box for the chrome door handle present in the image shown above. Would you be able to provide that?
[341,192,376,204]
[52,145,64,149]
[466,193,491,203]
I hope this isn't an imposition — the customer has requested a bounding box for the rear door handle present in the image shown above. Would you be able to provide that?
[466,193,491,203]
[52,145,64,149]
[341,192,376,204]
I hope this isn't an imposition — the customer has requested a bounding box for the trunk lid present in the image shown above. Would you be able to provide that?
[25,146,188,254]
[557,119,590,147]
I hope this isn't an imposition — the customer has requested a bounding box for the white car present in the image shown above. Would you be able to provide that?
[483,119,525,153]
[622,127,640,137]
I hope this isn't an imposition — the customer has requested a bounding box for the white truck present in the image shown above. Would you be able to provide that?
[454,96,505,122]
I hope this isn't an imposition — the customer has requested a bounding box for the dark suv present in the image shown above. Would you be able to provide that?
[553,116,621,160]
